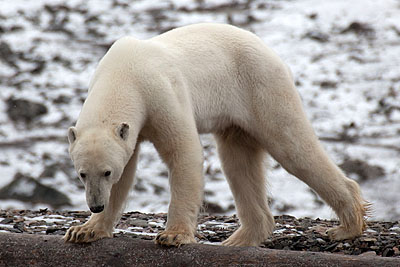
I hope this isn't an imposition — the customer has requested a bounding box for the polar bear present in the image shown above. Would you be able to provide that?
[64,23,369,247]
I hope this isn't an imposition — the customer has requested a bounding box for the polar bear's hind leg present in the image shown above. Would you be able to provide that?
[215,127,275,246]
[253,83,368,242]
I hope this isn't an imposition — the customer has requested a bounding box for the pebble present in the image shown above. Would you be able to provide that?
[129,219,148,228]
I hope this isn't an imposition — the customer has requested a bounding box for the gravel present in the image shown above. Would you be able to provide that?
[0,209,399,258]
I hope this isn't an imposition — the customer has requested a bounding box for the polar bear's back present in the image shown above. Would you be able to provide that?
[148,23,294,133]
[151,23,266,54]
[90,24,295,134]
[150,23,291,88]
[151,23,280,67]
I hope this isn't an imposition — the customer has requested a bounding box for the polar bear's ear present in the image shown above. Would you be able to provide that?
[68,127,78,144]
[117,122,129,141]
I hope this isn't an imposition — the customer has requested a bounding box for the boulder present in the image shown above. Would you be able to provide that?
[0,173,71,208]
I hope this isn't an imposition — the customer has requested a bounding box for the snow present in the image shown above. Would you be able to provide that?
[0,224,14,229]
[25,215,69,224]
[10,178,36,197]
[0,0,399,221]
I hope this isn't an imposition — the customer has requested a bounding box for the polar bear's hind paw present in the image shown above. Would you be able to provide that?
[326,226,363,241]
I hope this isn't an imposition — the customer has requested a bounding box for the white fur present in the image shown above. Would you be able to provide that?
[64,23,368,246]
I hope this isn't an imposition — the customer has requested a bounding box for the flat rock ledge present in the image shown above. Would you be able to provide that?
[1,210,399,266]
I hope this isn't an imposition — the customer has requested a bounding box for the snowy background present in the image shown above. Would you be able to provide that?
[0,0,399,221]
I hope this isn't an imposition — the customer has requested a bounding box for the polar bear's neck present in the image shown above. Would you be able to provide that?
[76,76,144,150]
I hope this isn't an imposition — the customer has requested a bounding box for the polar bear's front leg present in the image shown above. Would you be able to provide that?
[151,121,204,247]
[64,144,140,243]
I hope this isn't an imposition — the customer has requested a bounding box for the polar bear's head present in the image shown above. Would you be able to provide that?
[67,123,131,213]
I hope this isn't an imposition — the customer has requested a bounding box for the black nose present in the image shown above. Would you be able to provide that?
[90,205,104,213]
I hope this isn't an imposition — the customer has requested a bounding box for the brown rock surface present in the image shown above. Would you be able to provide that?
[0,210,399,259]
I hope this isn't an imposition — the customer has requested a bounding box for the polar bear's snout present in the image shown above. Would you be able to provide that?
[85,180,111,213]
[89,205,104,213]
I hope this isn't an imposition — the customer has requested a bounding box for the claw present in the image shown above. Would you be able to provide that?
[78,232,85,241]
[63,224,112,244]
[64,230,71,242]
[154,230,196,247]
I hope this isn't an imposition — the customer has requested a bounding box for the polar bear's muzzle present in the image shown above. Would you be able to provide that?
[85,181,110,214]
[89,205,104,213]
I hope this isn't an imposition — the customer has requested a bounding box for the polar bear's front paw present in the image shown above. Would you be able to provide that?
[155,230,196,247]
[326,226,362,241]
[63,224,112,243]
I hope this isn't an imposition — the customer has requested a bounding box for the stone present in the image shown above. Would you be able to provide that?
[6,97,48,123]
[0,173,71,208]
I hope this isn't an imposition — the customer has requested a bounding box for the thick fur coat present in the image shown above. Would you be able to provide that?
[64,23,368,246]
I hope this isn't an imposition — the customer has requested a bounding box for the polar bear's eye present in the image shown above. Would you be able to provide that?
[104,171,111,177]
[80,173,86,179]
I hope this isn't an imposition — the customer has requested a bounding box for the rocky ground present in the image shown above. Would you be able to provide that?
[0,0,399,220]
[0,209,399,258]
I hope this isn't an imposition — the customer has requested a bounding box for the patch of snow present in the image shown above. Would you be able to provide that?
[25,215,68,224]
[0,224,14,229]
[10,179,36,197]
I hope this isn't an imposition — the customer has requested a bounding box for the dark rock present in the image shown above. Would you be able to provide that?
[39,163,58,179]
[335,122,359,143]
[319,80,337,89]
[0,161,9,166]
[6,97,48,123]
[134,178,147,192]
[87,28,105,38]
[0,41,18,68]
[152,184,164,195]
[46,227,64,235]
[304,31,329,42]
[0,218,13,224]
[0,173,71,208]
[341,22,375,37]
[9,25,23,32]
[52,55,72,68]
[129,219,148,228]
[275,203,295,213]
[224,217,238,223]
[39,208,48,213]
[340,159,385,182]
[391,26,400,36]
[40,159,75,181]
[383,248,395,257]
[158,170,168,177]
[204,190,214,196]
[85,15,99,23]
[13,222,25,233]
[203,200,225,214]
[30,59,46,74]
